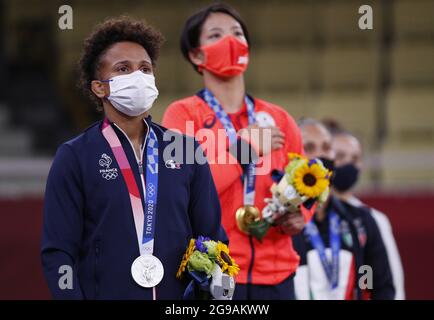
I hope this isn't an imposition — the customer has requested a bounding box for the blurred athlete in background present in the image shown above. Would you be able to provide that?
[292,119,395,300]
[323,119,405,299]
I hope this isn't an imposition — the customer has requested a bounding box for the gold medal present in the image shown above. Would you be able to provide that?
[236,205,260,234]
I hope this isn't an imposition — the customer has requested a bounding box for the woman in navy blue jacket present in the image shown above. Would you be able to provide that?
[41,17,227,300]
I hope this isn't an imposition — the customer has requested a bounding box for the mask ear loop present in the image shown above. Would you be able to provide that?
[197,65,204,74]
[99,79,113,98]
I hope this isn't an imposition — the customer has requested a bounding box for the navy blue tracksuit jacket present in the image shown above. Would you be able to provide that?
[41,116,227,299]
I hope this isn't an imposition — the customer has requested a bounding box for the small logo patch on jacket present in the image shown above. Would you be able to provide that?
[99,153,118,180]
[165,159,181,170]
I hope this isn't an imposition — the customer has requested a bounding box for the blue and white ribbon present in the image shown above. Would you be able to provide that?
[305,210,341,289]
[203,88,256,206]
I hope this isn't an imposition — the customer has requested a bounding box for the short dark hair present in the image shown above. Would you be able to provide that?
[321,118,348,136]
[298,117,327,131]
[322,118,361,146]
[180,2,250,73]
[78,16,164,108]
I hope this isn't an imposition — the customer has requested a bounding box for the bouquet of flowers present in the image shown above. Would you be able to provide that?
[176,236,239,300]
[248,153,332,241]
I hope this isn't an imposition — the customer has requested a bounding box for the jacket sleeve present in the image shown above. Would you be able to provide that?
[362,209,396,300]
[188,141,228,244]
[40,144,84,299]
[371,210,405,299]
[162,101,243,195]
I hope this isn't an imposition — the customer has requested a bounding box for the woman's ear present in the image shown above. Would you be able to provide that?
[188,49,204,67]
[91,80,109,99]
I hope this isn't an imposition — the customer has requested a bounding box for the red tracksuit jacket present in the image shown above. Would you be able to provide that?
[162,92,313,285]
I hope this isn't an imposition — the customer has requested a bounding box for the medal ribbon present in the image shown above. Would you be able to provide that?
[202,88,256,206]
[101,118,159,256]
[304,210,341,289]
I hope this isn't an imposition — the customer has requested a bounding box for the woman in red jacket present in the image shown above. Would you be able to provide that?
[162,3,313,299]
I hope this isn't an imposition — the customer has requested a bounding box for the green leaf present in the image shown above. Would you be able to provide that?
[248,220,272,242]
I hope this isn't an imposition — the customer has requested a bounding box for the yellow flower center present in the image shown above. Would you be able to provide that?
[303,173,317,186]
[221,251,232,266]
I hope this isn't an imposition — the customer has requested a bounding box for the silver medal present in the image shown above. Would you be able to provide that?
[131,254,164,288]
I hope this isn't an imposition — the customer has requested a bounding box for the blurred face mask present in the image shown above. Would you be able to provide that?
[332,163,360,192]
[198,35,249,78]
[319,157,335,172]
[105,70,159,117]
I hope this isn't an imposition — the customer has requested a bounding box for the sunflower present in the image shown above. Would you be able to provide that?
[216,241,240,277]
[288,152,306,161]
[293,163,330,198]
[176,239,196,279]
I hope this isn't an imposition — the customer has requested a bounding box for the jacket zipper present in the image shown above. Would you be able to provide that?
[113,122,149,195]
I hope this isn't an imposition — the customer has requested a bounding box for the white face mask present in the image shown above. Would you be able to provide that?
[106,70,159,117]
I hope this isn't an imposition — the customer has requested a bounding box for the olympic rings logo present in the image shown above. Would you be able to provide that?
[102,171,118,180]
[147,183,155,197]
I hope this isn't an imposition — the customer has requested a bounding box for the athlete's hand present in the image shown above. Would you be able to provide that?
[238,125,285,156]
[275,210,305,235]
